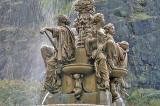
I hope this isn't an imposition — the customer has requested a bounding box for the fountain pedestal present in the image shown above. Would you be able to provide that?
[46,47,112,105]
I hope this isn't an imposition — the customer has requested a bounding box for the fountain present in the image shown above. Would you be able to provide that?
[40,0,129,105]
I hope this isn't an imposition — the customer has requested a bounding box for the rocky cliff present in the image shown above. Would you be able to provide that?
[0,0,73,80]
[0,0,44,80]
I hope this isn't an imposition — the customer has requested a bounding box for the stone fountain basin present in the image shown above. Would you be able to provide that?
[63,64,93,74]
[63,64,127,77]
[110,69,128,78]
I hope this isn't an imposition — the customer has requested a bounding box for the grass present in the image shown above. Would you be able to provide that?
[127,88,160,106]
[0,80,42,105]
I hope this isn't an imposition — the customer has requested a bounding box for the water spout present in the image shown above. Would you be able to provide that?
[42,92,50,105]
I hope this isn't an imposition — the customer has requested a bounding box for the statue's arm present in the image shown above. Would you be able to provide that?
[51,27,59,38]
[102,39,111,50]
[45,27,54,33]
[102,34,115,51]
[46,27,59,38]
[40,27,59,38]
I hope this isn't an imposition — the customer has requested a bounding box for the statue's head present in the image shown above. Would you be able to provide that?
[91,13,104,29]
[119,41,129,52]
[57,15,71,26]
[104,23,115,35]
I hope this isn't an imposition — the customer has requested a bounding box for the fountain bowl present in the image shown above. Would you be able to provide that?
[63,64,93,74]
[110,69,128,78]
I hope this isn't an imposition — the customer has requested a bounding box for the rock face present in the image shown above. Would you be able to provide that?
[0,0,44,79]
[95,0,160,89]
[0,0,74,80]
[0,0,76,80]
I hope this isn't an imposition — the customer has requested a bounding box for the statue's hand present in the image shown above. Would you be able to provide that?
[40,27,47,34]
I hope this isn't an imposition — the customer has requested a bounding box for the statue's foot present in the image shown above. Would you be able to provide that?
[112,96,120,103]
[121,89,129,98]
[124,92,129,98]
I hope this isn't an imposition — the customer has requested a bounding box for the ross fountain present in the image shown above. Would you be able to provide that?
[40,0,129,105]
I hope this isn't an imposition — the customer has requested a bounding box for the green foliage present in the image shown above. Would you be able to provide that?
[137,74,147,84]
[127,88,160,106]
[39,0,74,24]
[126,71,137,84]
[58,1,73,15]
[129,13,153,22]
[149,99,160,106]
[137,0,147,7]
[40,0,49,8]
[120,11,127,17]
[127,88,143,102]
[0,80,42,105]
[134,5,143,12]
[95,0,105,2]
[114,8,127,17]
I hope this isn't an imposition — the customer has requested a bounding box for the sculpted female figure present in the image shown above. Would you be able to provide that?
[103,23,129,70]
[85,13,110,89]
[103,23,129,101]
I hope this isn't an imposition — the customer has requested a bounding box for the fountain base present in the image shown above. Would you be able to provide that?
[45,90,112,105]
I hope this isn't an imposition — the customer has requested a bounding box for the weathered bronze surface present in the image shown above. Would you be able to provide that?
[40,0,130,105]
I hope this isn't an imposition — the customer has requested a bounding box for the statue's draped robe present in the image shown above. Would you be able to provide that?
[85,29,110,89]
[51,25,75,61]
[102,33,129,100]
[44,25,75,93]
[103,33,127,68]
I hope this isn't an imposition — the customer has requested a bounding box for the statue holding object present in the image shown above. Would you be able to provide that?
[40,0,130,105]
[40,15,75,94]
[103,23,129,101]
[85,13,110,90]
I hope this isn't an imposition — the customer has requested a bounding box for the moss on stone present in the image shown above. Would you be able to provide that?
[95,0,105,2]
[129,13,153,22]
[134,5,143,12]
[137,0,147,7]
